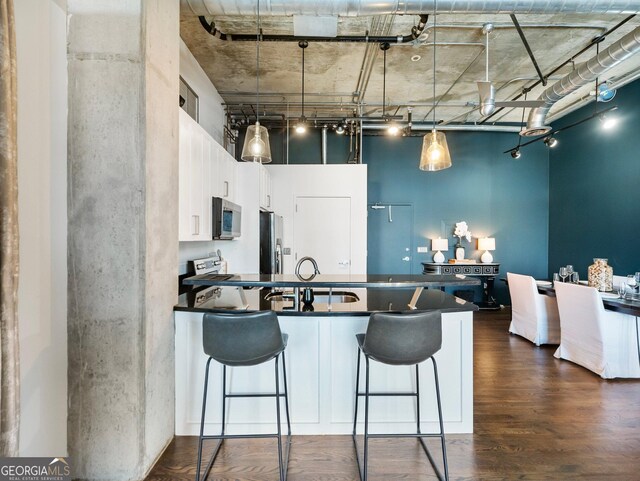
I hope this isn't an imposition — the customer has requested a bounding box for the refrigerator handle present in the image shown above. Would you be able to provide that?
[275,244,282,274]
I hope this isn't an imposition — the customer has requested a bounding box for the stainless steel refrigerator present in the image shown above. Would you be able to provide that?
[259,211,284,274]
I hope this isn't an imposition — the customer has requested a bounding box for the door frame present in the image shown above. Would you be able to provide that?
[367,202,414,274]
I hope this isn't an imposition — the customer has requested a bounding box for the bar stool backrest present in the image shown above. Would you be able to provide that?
[202,311,285,367]
[363,311,442,365]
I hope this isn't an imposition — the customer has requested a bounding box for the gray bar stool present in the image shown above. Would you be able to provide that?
[352,310,449,481]
[196,311,291,481]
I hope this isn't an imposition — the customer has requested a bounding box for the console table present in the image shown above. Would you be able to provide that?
[422,262,500,310]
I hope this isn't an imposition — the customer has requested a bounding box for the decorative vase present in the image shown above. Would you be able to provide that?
[588,258,613,292]
[455,239,465,260]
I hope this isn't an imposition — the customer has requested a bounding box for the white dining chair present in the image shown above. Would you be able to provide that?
[507,272,560,345]
[554,282,640,379]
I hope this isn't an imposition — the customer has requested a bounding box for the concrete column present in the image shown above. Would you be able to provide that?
[66,1,179,479]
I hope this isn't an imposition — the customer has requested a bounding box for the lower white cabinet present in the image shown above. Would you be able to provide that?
[174,307,474,435]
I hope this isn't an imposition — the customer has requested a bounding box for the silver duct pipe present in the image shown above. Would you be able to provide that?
[321,125,328,164]
[181,0,640,16]
[523,25,640,136]
[361,123,521,132]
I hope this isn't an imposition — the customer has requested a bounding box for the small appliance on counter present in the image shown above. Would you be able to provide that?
[259,211,284,274]
[212,197,242,239]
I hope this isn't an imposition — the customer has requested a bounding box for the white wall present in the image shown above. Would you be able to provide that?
[268,165,368,275]
[15,0,68,456]
[179,38,226,146]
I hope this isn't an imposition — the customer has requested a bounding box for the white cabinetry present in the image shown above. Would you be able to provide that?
[219,151,237,202]
[179,110,239,241]
[179,110,211,241]
[259,164,272,210]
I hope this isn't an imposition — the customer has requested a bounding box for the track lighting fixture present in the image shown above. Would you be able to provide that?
[544,136,558,148]
[510,149,521,159]
[600,114,617,130]
[335,123,345,135]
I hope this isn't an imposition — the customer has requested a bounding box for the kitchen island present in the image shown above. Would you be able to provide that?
[175,275,479,436]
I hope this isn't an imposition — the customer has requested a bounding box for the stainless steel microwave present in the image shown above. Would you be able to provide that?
[212,197,241,239]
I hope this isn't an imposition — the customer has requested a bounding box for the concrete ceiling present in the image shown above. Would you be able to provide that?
[179,11,640,130]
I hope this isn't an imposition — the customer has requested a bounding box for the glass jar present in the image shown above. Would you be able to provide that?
[587,258,613,292]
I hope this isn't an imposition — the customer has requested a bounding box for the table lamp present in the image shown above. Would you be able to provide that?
[431,238,449,263]
[478,237,496,263]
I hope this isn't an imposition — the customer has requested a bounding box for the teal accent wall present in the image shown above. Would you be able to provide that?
[239,126,551,304]
[548,79,640,279]
[365,131,550,304]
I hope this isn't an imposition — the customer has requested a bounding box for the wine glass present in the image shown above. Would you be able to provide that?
[566,265,574,278]
[618,283,626,299]
[559,267,568,283]
[626,274,637,295]
[553,273,560,286]
[571,272,579,283]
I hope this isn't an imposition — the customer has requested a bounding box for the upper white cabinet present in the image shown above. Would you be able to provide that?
[218,148,237,203]
[179,110,237,241]
[259,164,272,210]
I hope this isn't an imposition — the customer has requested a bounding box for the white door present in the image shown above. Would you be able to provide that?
[294,197,351,275]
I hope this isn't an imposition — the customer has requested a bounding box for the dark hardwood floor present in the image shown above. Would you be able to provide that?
[146,309,640,480]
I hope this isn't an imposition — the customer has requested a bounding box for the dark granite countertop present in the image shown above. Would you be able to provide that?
[182,273,481,289]
[174,286,478,317]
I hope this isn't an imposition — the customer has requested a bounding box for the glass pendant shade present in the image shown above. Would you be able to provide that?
[241,121,272,163]
[419,129,452,171]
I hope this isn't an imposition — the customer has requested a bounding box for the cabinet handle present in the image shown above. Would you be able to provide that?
[193,215,199,235]
[224,181,229,197]
[267,194,271,207]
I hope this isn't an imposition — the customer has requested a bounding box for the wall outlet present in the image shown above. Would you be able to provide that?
[417,246,429,253]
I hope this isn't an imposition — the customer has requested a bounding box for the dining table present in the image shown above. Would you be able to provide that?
[534,281,640,317]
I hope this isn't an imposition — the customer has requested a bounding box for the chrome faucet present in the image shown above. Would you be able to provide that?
[294,257,320,311]
[295,256,321,278]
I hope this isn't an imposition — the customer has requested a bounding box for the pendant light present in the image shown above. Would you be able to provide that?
[419,6,452,171]
[380,43,399,136]
[241,0,272,163]
[295,41,308,134]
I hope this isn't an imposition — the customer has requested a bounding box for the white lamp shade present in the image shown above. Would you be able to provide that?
[478,237,496,251]
[432,238,449,251]
[241,122,272,163]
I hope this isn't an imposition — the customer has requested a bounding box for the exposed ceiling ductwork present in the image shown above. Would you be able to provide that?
[522,24,640,136]
[181,0,640,16]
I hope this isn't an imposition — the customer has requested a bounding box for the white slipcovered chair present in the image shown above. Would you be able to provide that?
[554,282,640,379]
[507,272,560,345]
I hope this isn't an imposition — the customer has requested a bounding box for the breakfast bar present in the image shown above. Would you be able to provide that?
[175,275,480,436]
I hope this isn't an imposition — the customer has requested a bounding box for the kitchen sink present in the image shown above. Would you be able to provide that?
[264,290,360,303]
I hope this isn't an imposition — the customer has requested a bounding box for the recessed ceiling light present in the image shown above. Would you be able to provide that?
[419,32,429,42]
[411,54,421,62]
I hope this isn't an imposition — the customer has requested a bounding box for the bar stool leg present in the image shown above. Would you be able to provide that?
[275,355,285,481]
[363,355,370,481]
[281,350,292,436]
[352,347,361,437]
[432,357,449,481]
[415,364,421,434]
[196,358,212,481]
[221,366,227,436]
